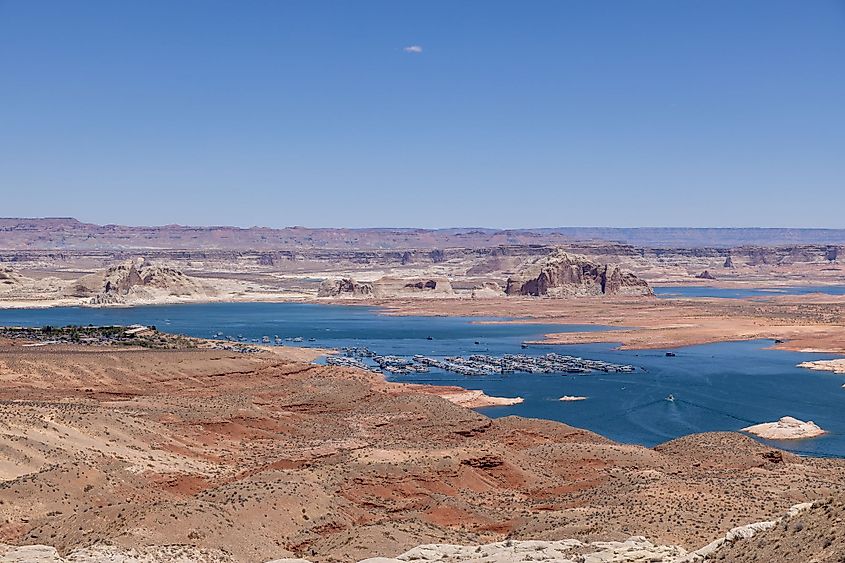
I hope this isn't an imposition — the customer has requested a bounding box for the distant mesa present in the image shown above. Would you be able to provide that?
[5,218,845,250]
[504,248,653,297]
[723,255,734,268]
[696,270,717,280]
[742,417,825,440]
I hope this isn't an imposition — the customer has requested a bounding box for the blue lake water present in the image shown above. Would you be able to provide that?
[2,302,844,457]
[654,285,845,299]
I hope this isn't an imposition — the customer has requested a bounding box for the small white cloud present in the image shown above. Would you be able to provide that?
[403,45,423,54]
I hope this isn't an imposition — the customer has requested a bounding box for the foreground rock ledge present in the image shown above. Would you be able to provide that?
[0,502,817,563]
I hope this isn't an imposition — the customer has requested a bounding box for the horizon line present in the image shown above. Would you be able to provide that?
[4,217,845,232]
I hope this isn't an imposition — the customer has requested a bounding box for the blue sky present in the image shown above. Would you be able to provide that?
[1,1,843,228]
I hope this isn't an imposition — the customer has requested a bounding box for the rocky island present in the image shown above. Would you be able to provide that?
[742,417,826,440]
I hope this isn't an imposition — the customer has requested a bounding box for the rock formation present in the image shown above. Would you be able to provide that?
[429,249,446,263]
[257,253,274,266]
[798,359,845,374]
[469,281,504,299]
[0,266,24,287]
[696,270,716,280]
[505,249,653,297]
[69,259,215,305]
[375,277,455,298]
[369,536,687,562]
[724,255,734,268]
[318,277,455,299]
[742,417,826,440]
[317,278,375,298]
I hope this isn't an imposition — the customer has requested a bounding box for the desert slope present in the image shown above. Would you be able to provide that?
[1,339,844,562]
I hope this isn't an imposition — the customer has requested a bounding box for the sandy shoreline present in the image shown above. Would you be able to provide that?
[4,292,845,356]
[367,295,845,355]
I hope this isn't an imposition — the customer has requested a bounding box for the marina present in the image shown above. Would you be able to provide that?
[331,346,636,376]
[2,302,845,457]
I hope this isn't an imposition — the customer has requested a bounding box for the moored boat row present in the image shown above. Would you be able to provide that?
[338,347,637,376]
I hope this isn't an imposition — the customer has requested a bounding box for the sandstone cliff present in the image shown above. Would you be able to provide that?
[505,249,653,297]
[68,259,216,305]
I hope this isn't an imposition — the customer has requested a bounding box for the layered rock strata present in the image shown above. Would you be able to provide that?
[505,249,653,297]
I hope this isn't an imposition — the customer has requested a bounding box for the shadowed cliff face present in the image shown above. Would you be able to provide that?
[505,250,653,297]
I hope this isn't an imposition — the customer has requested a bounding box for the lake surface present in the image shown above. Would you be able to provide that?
[2,302,844,457]
[654,285,845,299]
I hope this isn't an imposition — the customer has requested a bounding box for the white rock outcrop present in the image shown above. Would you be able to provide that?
[797,358,845,374]
[361,537,686,562]
[742,416,825,440]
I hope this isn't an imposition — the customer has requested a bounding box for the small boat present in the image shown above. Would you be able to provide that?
[665,352,676,357]
[666,394,675,402]
[426,336,434,340]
